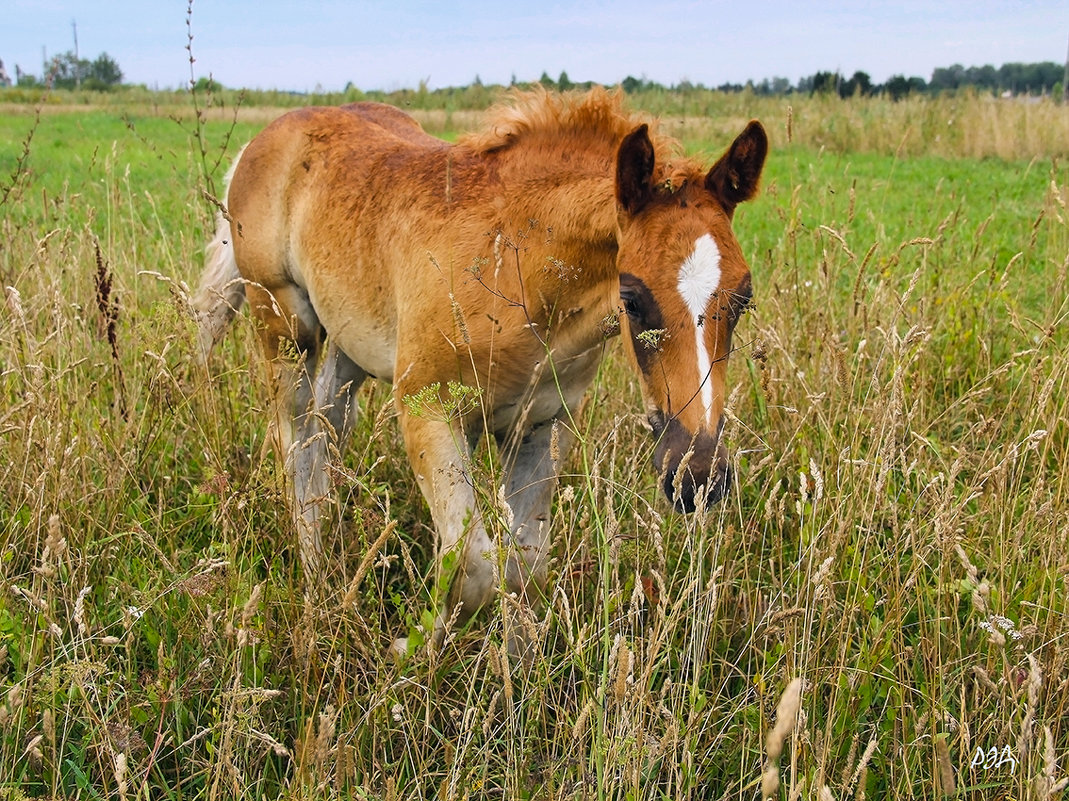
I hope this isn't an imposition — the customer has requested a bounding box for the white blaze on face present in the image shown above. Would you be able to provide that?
[676,234,722,425]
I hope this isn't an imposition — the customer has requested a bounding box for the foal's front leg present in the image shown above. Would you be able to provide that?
[498,417,575,657]
[395,411,496,656]
[396,407,574,658]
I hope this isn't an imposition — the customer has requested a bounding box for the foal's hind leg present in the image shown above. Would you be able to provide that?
[247,285,365,581]
[291,341,367,570]
[312,340,366,446]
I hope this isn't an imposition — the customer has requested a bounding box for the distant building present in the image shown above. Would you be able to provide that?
[0,60,11,87]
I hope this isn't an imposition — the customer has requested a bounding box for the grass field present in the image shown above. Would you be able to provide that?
[1,89,1069,800]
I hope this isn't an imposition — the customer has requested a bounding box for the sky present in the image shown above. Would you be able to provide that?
[3,1,1067,93]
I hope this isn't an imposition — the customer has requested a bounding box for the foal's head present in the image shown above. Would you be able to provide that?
[614,120,767,512]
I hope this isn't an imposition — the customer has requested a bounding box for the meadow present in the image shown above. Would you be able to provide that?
[1,87,1068,800]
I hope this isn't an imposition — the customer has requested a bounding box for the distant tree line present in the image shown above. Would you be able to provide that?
[1,53,1063,101]
[8,50,123,90]
[609,61,1065,100]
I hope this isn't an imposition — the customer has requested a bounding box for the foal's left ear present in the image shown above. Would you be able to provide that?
[705,120,768,216]
[616,124,656,216]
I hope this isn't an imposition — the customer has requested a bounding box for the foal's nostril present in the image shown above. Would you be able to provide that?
[664,463,731,513]
[663,469,694,513]
[655,420,732,513]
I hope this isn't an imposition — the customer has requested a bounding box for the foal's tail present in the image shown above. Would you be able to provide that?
[192,150,247,362]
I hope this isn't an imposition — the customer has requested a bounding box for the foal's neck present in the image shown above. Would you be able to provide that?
[494,142,620,263]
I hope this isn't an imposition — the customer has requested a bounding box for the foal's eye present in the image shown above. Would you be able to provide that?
[621,294,642,319]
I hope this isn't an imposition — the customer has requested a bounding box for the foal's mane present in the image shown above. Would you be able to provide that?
[463,88,648,152]
[461,87,702,190]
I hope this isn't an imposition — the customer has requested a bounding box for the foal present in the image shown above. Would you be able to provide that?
[194,89,766,655]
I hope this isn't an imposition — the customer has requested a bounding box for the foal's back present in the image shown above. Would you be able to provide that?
[226,101,447,242]
[223,103,455,378]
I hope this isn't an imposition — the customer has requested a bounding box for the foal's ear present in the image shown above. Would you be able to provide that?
[705,120,768,216]
[616,124,655,216]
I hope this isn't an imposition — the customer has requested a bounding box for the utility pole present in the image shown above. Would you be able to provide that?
[1063,32,1068,101]
[72,19,80,87]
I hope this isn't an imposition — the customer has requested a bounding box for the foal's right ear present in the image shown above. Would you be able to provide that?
[616,124,655,216]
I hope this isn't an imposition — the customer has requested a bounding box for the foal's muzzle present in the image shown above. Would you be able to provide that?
[651,415,731,513]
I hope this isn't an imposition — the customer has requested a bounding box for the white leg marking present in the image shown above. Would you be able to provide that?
[677,234,722,425]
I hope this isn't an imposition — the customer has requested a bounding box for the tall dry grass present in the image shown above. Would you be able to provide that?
[0,90,1067,799]
[413,91,1069,161]
[700,91,1069,160]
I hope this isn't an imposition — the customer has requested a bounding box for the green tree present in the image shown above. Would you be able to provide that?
[47,50,123,90]
[48,51,88,88]
[840,70,873,97]
[193,75,222,93]
[87,53,123,87]
[930,63,966,92]
[965,64,998,91]
[801,70,840,95]
[15,66,39,87]
[883,75,910,100]
[882,74,927,100]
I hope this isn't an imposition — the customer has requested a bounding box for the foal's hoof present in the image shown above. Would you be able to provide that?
[390,636,411,661]
[506,630,538,667]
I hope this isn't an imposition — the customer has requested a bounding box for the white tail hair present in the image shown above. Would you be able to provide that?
[192,148,247,362]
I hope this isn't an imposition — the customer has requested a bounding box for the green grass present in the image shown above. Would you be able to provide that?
[1,94,1068,800]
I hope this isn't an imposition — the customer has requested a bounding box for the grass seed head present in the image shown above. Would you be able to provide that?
[113,751,128,801]
[612,635,633,702]
[766,677,803,762]
[934,737,955,796]
[761,764,780,799]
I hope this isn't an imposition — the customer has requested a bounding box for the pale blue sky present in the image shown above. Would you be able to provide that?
[5,1,1067,92]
